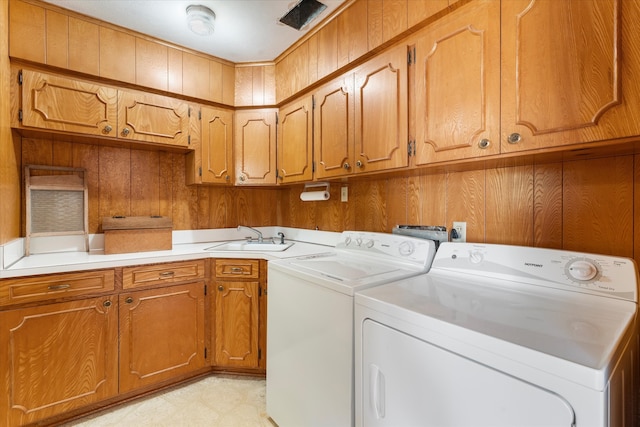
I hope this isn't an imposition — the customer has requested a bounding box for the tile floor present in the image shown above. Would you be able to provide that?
[62,375,274,427]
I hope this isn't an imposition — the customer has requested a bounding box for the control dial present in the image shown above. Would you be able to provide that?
[398,241,414,256]
[565,259,599,282]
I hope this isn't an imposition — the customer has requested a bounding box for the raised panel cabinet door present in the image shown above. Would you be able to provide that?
[277,96,314,184]
[313,74,356,179]
[117,90,190,148]
[0,297,118,426]
[414,0,500,166]
[20,69,118,137]
[201,106,233,184]
[213,280,260,368]
[119,282,206,393]
[354,45,409,174]
[501,0,640,152]
[234,109,277,185]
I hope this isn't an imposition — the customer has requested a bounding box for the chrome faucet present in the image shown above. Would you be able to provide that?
[238,225,263,243]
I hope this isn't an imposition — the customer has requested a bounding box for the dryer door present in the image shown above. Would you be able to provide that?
[361,320,576,427]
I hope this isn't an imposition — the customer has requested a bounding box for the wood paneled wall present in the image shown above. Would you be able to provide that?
[280,155,638,262]
[17,136,639,264]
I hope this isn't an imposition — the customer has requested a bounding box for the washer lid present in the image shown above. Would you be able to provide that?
[356,273,637,390]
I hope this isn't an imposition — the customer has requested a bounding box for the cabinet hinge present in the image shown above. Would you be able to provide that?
[408,46,416,65]
[258,348,262,360]
[408,140,416,156]
[188,107,191,117]
[198,109,202,120]
[312,161,316,173]
[312,95,316,110]
[204,347,208,359]
[275,112,279,125]
[18,109,23,122]
[198,166,202,177]
[204,284,207,296]
[18,70,23,85]
[188,135,191,145]
[259,285,262,297]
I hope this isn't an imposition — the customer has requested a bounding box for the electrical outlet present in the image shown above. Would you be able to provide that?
[452,221,467,242]
[341,186,348,202]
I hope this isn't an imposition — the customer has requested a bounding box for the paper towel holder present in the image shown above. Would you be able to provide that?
[300,182,330,201]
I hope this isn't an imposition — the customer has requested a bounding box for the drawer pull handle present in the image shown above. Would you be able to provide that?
[103,300,112,307]
[159,271,175,278]
[230,267,244,273]
[125,297,134,304]
[48,284,71,291]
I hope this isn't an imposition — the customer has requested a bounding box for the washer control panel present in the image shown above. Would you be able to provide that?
[433,243,638,302]
[336,231,436,271]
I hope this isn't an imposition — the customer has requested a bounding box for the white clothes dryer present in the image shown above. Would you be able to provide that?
[355,242,638,427]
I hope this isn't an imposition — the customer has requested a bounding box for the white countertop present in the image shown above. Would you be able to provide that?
[0,227,339,279]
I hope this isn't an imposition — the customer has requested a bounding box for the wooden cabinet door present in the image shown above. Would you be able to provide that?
[313,74,356,179]
[354,45,409,174]
[501,0,640,153]
[213,280,260,368]
[277,96,314,184]
[413,0,500,166]
[200,106,233,184]
[119,282,206,393]
[0,297,118,426]
[117,90,191,148]
[20,69,118,137]
[234,109,277,185]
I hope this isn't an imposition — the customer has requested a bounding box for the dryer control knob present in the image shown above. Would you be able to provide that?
[344,237,352,246]
[567,260,598,281]
[365,239,375,248]
[398,241,414,256]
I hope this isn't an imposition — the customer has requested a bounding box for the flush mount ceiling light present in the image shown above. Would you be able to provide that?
[279,0,327,31]
[186,5,216,36]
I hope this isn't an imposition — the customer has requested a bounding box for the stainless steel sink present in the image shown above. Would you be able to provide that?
[205,240,294,252]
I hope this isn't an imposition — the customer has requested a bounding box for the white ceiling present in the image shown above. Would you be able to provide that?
[41,0,346,63]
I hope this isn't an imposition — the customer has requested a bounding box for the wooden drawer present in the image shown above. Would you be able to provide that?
[123,260,206,289]
[0,269,115,306]
[214,259,260,279]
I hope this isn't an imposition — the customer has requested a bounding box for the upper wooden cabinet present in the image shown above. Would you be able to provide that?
[117,90,191,147]
[353,45,409,174]
[234,109,278,185]
[413,0,501,165]
[277,96,314,184]
[500,0,640,153]
[15,68,193,150]
[19,69,118,138]
[187,106,234,185]
[313,74,355,180]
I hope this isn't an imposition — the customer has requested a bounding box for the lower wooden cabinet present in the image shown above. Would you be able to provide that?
[0,296,118,426]
[119,282,207,393]
[212,259,267,371]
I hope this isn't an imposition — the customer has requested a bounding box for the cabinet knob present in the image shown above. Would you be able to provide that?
[225,175,230,181]
[508,133,522,144]
[218,285,224,292]
[239,175,246,182]
[343,162,351,170]
[356,160,363,168]
[103,300,112,307]
[478,138,490,149]
[125,297,134,304]
[121,127,131,137]
[103,125,113,134]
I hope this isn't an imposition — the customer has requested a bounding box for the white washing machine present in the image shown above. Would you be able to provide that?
[355,242,639,427]
[267,231,437,427]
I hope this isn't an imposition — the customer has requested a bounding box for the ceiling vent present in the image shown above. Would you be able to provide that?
[279,0,327,30]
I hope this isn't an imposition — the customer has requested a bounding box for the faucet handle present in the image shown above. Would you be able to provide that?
[277,232,285,244]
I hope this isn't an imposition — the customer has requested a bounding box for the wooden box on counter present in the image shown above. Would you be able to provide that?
[102,216,172,254]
